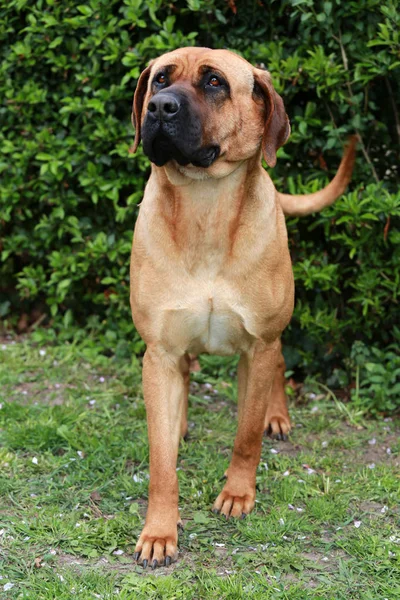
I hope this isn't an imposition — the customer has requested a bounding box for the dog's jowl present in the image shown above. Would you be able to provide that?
[130,47,356,568]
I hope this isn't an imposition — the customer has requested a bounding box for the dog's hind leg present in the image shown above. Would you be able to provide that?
[180,353,190,440]
[263,340,291,440]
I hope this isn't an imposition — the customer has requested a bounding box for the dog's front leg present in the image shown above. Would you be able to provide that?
[134,347,186,568]
[213,339,280,519]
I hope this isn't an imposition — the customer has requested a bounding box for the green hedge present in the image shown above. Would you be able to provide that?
[1,1,399,390]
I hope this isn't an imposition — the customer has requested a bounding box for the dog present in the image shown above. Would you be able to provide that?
[129,47,356,569]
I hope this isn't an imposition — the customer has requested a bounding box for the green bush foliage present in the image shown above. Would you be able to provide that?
[1,1,399,395]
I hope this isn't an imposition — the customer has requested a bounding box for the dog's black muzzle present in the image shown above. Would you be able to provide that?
[141,89,220,168]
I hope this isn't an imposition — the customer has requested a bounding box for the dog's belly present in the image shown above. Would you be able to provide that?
[160,289,254,355]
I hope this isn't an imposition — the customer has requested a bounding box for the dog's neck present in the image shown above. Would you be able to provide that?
[141,157,278,272]
[153,153,266,204]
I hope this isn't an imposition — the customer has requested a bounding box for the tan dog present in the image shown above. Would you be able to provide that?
[130,47,355,569]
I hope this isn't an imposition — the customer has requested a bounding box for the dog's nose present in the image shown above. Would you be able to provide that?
[147,94,180,120]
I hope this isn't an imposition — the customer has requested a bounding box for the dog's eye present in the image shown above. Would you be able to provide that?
[155,73,166,85]
[207,75,221,88]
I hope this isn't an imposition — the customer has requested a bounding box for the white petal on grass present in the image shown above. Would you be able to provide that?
[4,583,15,591]
[39,349,46,356]
[354,521,362,528]
[368,438,376,445]
[113,549,124,555]
[32,457,38,465]
[381,506,388,514]
[270,448,279,454]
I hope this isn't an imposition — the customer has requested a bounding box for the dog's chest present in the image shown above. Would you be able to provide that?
[160,279,254,355]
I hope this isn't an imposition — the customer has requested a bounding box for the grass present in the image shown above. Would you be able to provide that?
[0,335,399,599]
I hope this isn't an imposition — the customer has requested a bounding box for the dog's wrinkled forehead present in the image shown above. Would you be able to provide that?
[150,47,256,90]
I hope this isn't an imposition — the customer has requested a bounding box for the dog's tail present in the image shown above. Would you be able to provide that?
[277,135,357,217]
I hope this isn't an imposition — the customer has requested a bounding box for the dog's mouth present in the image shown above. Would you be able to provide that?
[149,134,220,169]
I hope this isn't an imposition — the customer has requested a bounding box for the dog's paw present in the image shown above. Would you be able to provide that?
[212,482,256,519]
[134,519,181,569]
[264,407,291,441]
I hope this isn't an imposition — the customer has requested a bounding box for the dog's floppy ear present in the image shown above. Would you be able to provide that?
[253,69,290,168]
[131,62,153,153]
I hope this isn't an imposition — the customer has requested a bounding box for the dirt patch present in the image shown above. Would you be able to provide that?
[7,381,76,406]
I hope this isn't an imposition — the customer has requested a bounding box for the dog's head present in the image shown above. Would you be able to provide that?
[132,47,290,177]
